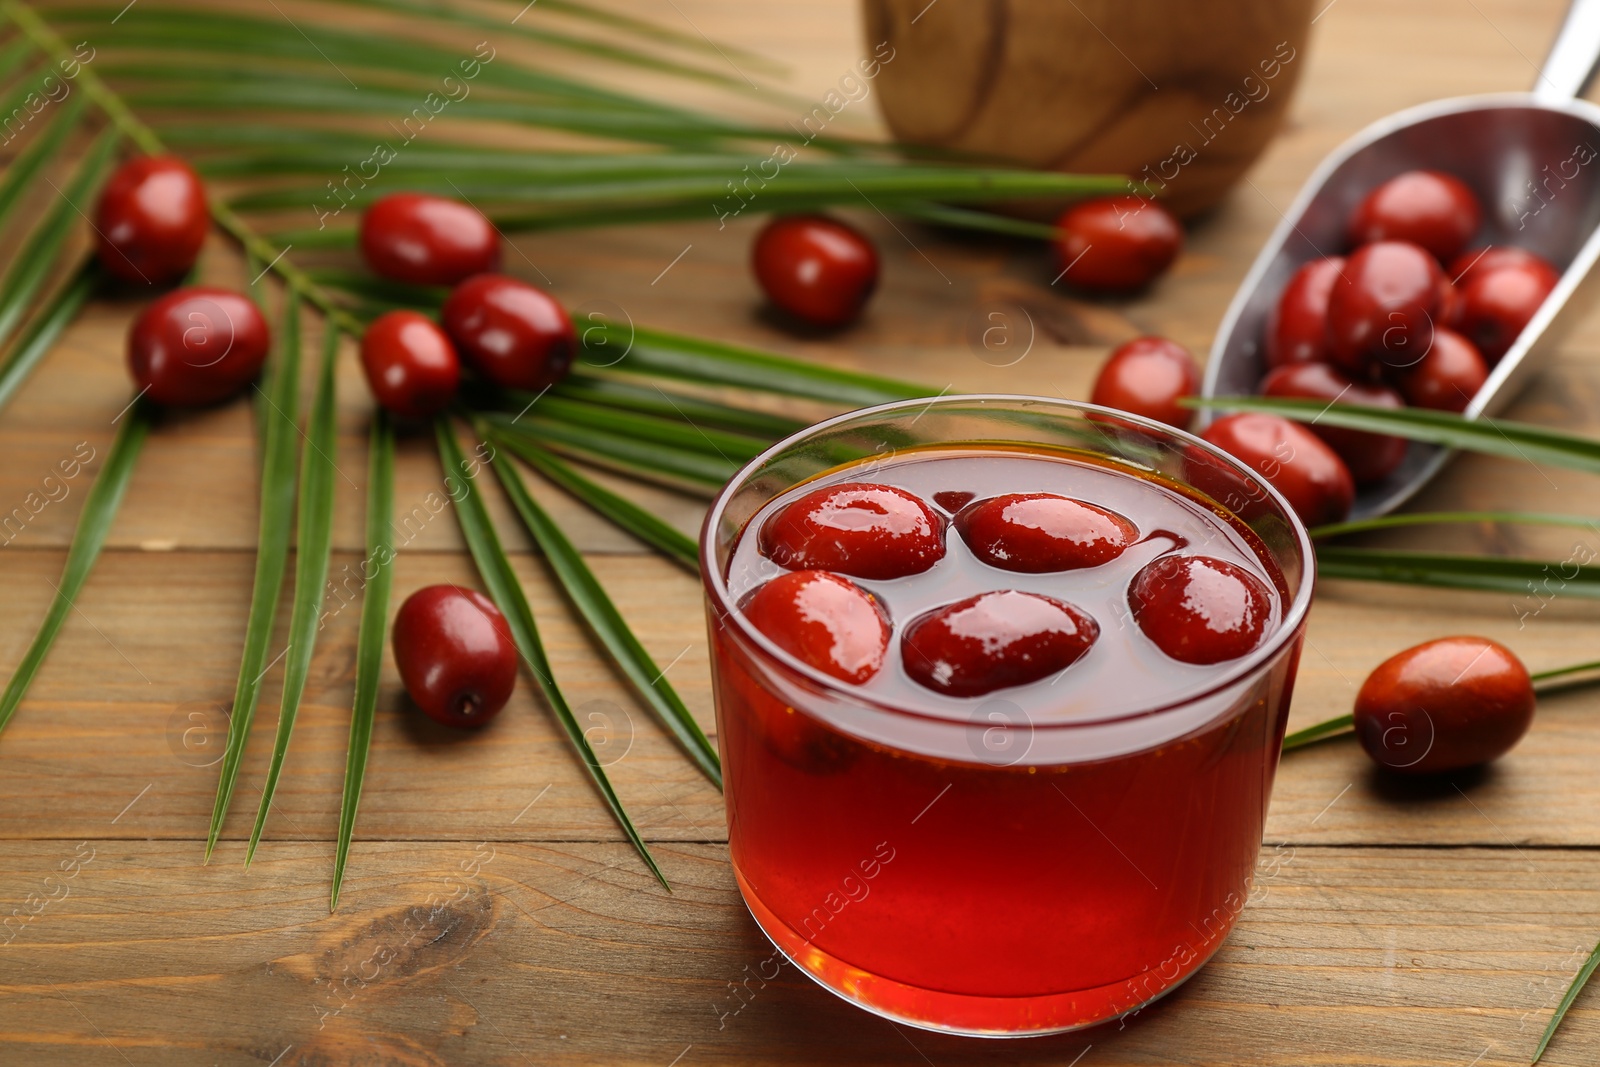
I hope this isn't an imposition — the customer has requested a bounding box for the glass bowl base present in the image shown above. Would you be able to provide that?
[735,867,1224,1038]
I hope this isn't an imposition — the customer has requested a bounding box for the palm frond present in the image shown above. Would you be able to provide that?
[332,414,396,911]
[206,297,303,860]
[436,417,668,889]
[0,398,150,738]
[484,430,720,785]
[247,322,341,863]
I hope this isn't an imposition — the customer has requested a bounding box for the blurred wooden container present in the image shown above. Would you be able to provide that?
[862,0,1316,218]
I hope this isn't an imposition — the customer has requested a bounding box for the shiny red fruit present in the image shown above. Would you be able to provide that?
[1347,170,1481,261]
[1455,260,1557,363]
[359,310,460,419]
[360,193,500,286]
[1089,336,1199,428]
[392,584,518,728]
[1395,327,1487,412]
[1436,276,1461,329]
[1054,196,1182,293]
[1446,246,1558,289]
[1259,362,1407,485]
[96,155,209,285]
[127,286,270,406]
[1353,636,1534,774]
[741,570,890,685]
[955,493,1137,572]
[932,490,976,514]
[760,482,944,580]
[902,590,1098,697]
[1127,555,1272,665]
[751,214,879,328]
[441,274,576,391]
[1266,257,1345,368]
[1201,412,1355,527]
[1326,241,1442,377]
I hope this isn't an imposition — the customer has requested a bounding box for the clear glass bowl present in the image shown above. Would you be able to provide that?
[700,395,1315,1036]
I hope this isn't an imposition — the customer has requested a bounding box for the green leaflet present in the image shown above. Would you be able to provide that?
[1535,936,1600,1063]
[1189,396,1600,475]
[247,323,341,862]
[589,322,926,407]
[0,88,88,237]
[332,414,395,910]
[0,398,151,738]
[484,432,720,786]
[206,297,303,860]
[1280,714,1354,753]
[0,260,96,415]
[0,124,116,350]
[491,431,699,571]
[484,414,736,494]
[435,417,668,889]
[1311,510,1600,540]
[1317,547,1600,599]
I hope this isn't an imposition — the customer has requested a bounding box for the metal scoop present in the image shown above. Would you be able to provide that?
[1202,0,1600,519]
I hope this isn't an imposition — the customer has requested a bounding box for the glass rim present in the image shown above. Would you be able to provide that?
[699,393,1318,731]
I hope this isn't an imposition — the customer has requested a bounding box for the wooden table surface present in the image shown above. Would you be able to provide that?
[5,0,1600,1063]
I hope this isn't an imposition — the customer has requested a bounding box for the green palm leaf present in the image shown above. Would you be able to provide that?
[0,398,151,738]
[436,418,667,889]
[491,432,700,571]
[1311,510,1600,539]
[206,298,303,860]
[1317,547,1600,598]
[0,261,97,415]
[485,413,738,493]
[248,324,341,863]
[1189,396,1600,475]
[483,430,720,785]
[590,322,926,406]
[332,414,396,911]
[0,88,87,237]
[0,125,117,349]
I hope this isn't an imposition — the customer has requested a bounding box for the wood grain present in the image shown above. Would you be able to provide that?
[2,842,1599,1066]
[3,0,1600,1064]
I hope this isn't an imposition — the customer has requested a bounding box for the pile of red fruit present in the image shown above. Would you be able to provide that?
[92,157,550,726]
[1085,171,1560,529]
[1252,169,1558,490]
[357,193,577,419]
[95,154,275,407]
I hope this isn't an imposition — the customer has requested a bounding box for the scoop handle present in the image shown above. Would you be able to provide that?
[1535,0,1600,102]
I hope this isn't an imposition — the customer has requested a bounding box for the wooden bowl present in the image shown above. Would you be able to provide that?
[862,0,1316,218]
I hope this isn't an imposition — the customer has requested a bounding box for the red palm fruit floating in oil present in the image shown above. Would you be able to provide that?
[953,493,1137,573]
[759,481,945,580]
[740,570,891,685]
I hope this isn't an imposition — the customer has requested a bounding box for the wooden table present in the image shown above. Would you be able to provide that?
[5,0,1600,1063]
